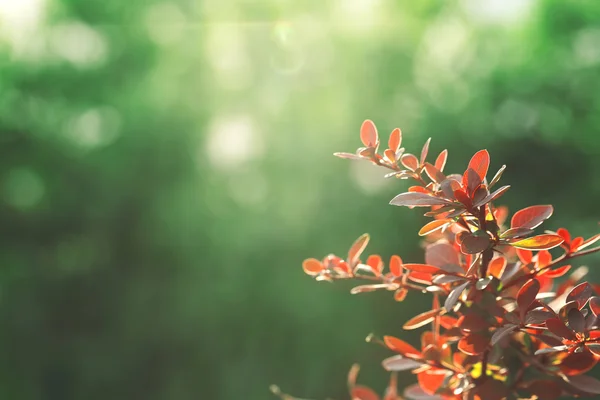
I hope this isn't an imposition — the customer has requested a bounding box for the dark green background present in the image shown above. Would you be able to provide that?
[0,0,599,399]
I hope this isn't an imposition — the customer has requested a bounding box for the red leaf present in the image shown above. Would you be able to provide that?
[424,163,446,184]
[511,205,554,229]
[462,168,482,195]
[388,128,402,153]
[457,333,488,355]
[589,296,600,317]
[384,336,422,358]
[566,282,593,309]
[417,369,446,395]
[560,351,597,376]
[556,228,571,245]
[418,219,451,236]
[459,232,491,254]
[403,264,442,274]
[302,258,324,276]
[366,255,383,275]
[467,149,490,181]
[403,309,442,330]
[546,318,576,340]
[360,120,378,148]
[517,279,540,318]
[536,250,552,268]
[352,386,380,400]
[401,154,419,171]
[544,264,572,278]
[389,192,452,207]
[567,308,586,333]
[488,256,507,279]
[510,234,564,250]
[408,271,433,285]
[434,149,448,172]
[389,255,403,277]
[516,248,533,264]
[420,138,431,164]
[458,313,489,332]
[453,189,471,208]
[348,234,370,266]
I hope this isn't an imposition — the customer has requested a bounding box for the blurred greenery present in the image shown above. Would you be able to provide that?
[0,0,599,399]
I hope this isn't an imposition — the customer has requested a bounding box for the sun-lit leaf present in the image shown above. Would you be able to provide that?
[366,255,383,275]
[559,351,597,376]
[489,164,506,188]
[444,281,471,311]
[577,233,600,251]
[566,282,593,309]
[382,355,423,372]
[518,279,540,318]
[389,255,403,277]
[401,154,419,171]
[473,185,510,208]
[458,333,488,355]
[390,192,452,207]
[564,374,600,395]
[403,308,442,330]
[403,384,445,400]
[360,119,378,148]
[432,275,467,284]
[434,149,448,172]
[420,138,431,164]
[467,149,490,181]
[545,318,576,340]
[511,205,554,229]
[462,168,482,195]
[544,264,572,278]
[525,309,554,324]
[348,234,370,266]
[403,264,442,274]
[350,284,396,294]
[510,234,564,250]
[388,128,402,153]
[500,227,535,239]
[425,242,460,269]
[352,385,380,400]
[394,287,408,302]
[417,369,446,395]
[488,256,507,279]
[302,258,324,276]
[423,163,446,184]
[334,152,364,160]
[384,336,422,358]
[491,323,518,346]
[418,219,451,236]
[383,149,396,163]
[589,296,600,317]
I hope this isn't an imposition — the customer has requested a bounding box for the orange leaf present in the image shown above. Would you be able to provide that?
[467,149,490,181]
[544,264,571,278]
[360,120,378,148]
[418,219,450,236]
[403,309,442,330]
[417,369,446,395]
[400,154,419,171]
[434,149,448,172]
[403,264,442,274]
[389,255,403,277]
[516,248,533,264]
[383,149,396,163]
[457,333,488,355]
[351,386,380,400]
[511,205,553,229]
[388,128,402,153]
[366,255,383,275]
[302,258,324,276]
[424,162,445,184]
[510,234,564,250]
[488,256,507,279]
[384,336,422,358]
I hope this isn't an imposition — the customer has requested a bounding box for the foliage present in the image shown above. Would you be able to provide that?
[278,120,600,400]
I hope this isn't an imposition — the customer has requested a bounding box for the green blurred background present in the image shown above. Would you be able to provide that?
[0,0,599,399]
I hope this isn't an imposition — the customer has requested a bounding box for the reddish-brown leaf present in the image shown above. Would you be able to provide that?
[589,296,600,317]
[560,351,597,376]
[517,279,540,317]
[348,234,370,266]
[388,128,402,153]
[566,282,593,309]
[403,309,442,330]
[474,379,507,400]
[444,281,471,311]
[352,386,380,400]
[510,234,564,250]
[425,242,460,269]
[457,333,488,355]
[389,255,403,277]
[420,138,431,164]
[462,168,482,195]
[565,374,600,395]
[511,205,554,229]
[460,232,491,254]
[473,185,510,207]
[467,149,490,181]
[527,380,562,400]
[366,255,383,275]
[424,162,446,184]
[360,119,378,148]
[434,149,448,172]
[384,336,422,358]
[491,324,518,345]
[390,192,451,207]
[334,152,363,160]
[401,153,419,171]
[302,258,324,276]
[458,313,489,332]
[546,318,576,340]
[417,369,446,395]
[418,219,451,236]
[489,164,506,188]
[403,264,442,274]
[567,308,586,333]
[500,227,535,239]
